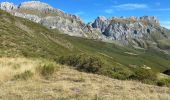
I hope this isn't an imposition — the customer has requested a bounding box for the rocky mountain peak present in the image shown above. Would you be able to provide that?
[139,16,160,26]
[0,2,17,11]
[97,16,106,21]
[106,16,160,26]
[18,1,53,10]
[91,16,162,42]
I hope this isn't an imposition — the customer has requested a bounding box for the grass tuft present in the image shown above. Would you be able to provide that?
[37,63,57,78]
[14,70,33,80]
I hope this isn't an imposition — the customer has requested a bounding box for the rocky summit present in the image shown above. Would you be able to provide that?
[18,1,53,10]
[0,2,17,11]
[0,1,169,48]
[92,16,160,40]
[91,16,166,46]
[0,1,95,38]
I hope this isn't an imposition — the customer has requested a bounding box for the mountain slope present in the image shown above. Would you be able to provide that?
[0,11,170,69]
[0,10,72,58]
[0,10,170,73]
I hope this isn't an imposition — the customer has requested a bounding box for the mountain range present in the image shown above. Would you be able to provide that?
[1,1,170,99]
[1,1,170,50]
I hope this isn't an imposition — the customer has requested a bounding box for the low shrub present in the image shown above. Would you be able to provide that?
[157,78,170,87]
[111,71,132,80]
[58,54,134,80]
[103,67,133,80]
[58,54,159,85]
[14,70,33,80]
[129,67,157,83]
[58,54,103,73]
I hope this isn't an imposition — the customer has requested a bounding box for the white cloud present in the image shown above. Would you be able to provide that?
[161,21,170,29]
[74,11,85,16]
[104,9,114,14]
[162,25,170,29]
[161,21,170,24]
[113,3,148,10]
[157,8,170,11]
[164,21,170,24]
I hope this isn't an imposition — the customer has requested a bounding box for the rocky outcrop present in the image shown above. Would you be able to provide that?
[92,16,160,40]
[90,16,169,48]
[13,12,41,23]
[40,16,85,37]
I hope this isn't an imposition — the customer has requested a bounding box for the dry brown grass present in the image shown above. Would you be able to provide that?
[0,58,38,82]
[0,57,170,100]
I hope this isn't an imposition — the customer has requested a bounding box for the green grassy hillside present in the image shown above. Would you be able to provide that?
[0,10,72,58]
[56,33,170,71]
[1,10,170,81]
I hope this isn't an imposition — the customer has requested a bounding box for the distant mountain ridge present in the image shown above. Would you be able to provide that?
[0,1,170,49]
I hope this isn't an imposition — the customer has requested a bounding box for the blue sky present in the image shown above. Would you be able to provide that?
[1,0,170,29]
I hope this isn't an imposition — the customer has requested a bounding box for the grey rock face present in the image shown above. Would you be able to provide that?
[90,16,168,48]
[13,12,42,23]
[41,16,85,37]
[92,16,160,41]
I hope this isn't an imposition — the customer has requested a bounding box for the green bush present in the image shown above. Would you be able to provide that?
[102,67,133,80]
[129,67,157,83]
[111,71,132,80]
[38,63,56,77]
[14,70,33,80]
[58,54,160,85]
[58,54,103,73]
[58,54,133,80]
[157,78,170,87]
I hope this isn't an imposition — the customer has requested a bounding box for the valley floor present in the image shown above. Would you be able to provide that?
[0,58,170,100]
